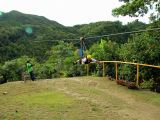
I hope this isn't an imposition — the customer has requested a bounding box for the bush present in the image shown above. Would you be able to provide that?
[140,78,160,92]
[116,80,125,85]
[0,76,4,84]
[116,79,137,89]
[126,82,137,89]
[118,32,160,84]
[89,39,120,77]
[0,56,34,83]
[155,87,160,93]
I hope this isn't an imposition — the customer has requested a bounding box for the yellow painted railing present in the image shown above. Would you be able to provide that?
[88,61,160,87]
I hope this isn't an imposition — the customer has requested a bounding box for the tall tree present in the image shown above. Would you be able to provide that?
[112,0,159,17]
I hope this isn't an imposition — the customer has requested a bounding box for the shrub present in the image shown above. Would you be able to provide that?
[0,76,4,84]
[116,80,125,85]
[155,87,160,93]
[140,78,160,92]
[119,80,125,85]
[108,77,112,80]
[116,80,120,85]
[116,80,137,89]
[125,81,130,87]
[127,82,137,89]
[0,56,34,83]
[118,32,160,84]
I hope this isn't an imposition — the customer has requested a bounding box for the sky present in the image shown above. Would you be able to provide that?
[0,0,156,26]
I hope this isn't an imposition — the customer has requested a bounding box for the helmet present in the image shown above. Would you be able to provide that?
[27,59,30,62]
[87,55,92,59]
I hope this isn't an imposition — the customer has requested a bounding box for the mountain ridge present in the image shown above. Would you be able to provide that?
[0,10,63,27]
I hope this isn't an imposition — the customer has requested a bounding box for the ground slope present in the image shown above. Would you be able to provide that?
[0,77,160,120]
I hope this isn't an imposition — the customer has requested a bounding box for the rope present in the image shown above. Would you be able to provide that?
[85,28,160,39]
[73,40,81,45]
[28,27,160,42]
[82,41,88,56]
[29,38,79,42]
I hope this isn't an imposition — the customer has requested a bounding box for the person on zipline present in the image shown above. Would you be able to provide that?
[76,55,103,64]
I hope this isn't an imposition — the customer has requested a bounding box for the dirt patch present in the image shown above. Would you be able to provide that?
[88,81,98,86]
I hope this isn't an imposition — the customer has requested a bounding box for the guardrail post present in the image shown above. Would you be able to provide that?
[137,64,139,87]
[116,62,118,80]
[103,62,105,77]
[87,64,89,76]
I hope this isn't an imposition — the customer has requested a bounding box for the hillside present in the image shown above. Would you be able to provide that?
[0,77,160,119]
[0,10,63,27]
[0,10,149,63]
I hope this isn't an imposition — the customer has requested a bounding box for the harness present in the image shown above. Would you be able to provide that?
[84,56,91,64]
[79,56,91,64]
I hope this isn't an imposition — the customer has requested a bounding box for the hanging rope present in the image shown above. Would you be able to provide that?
[80,37,88,57]
[80,37,89,70]
[82,41,88,56]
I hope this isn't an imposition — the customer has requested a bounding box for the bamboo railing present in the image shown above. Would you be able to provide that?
[87,61,160,87]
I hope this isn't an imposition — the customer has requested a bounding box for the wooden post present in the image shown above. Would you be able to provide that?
[116,62,117,80]
[103,62,105,77]
[137,64,139,87]
[24,76,27,83]
[87,64,89,76]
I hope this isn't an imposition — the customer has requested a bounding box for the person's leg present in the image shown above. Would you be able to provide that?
[30,71,34,81]
[32,71,36,81]
[75,59,82,64]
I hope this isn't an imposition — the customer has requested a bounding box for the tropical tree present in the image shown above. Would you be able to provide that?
[112,0,160,17]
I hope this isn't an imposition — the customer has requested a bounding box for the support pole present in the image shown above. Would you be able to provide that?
[87,64,89,76]
[137,64,139,87]
[103,62,105,77]
[116,62,117,80]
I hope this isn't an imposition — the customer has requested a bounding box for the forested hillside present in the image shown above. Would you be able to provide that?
[0,10,62,27]
[0,10,149,63]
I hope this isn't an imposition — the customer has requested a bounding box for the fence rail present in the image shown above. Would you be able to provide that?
[88,61,160,87]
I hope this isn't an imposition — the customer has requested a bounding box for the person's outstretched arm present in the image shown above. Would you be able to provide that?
[95,60,103,64]
[91,58,103,64]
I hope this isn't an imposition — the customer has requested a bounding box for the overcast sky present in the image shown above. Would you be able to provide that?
[0,0,155,26]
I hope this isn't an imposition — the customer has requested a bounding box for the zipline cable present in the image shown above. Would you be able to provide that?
[29,38,79,42]
[85,28,160,40]
[29,27,160,42]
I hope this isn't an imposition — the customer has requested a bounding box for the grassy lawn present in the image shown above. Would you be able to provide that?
[0,77,160,120]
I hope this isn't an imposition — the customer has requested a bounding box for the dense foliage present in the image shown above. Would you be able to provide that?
[112,0,160,92]
[0,10,148,63]
[112,0,160,17]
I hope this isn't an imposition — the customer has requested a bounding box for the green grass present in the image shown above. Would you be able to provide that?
[0,77,160,120]
[105,79,160,107]
[0,81,110,119]
[76,87,102,94]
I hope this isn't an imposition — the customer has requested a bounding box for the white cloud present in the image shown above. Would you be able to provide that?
[0,0,156,26]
